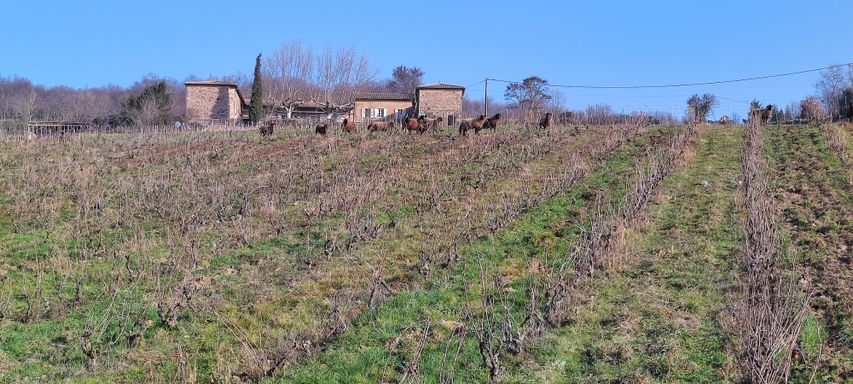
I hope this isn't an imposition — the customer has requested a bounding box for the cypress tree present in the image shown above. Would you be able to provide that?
[250,53,264,123]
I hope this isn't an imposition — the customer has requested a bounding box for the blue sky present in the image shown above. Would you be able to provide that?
[2,0,851,118]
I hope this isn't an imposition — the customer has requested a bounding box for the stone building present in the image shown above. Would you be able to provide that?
[416,83,465,126]
[351,93,413,123]
[185,80,247,124]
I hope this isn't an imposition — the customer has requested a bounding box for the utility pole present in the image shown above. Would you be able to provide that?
[484,78,488,116]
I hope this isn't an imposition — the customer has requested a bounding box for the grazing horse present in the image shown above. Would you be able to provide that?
[368,121,395,132]
[749,105,774,124]
[341,118,355,133]
[459,115,487,136]
[418,116,443,132]
[259,121,276,137]
[403,117,424,134]
[485,113,501,132]
[315,123,328,135]
[538,112,553,130]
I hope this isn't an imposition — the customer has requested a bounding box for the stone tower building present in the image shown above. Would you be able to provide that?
[185,81,247,124]
[416,83,465,127]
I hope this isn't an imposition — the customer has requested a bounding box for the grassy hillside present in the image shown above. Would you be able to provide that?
[0,123,849,383]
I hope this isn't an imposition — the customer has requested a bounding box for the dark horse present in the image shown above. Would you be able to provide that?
[341,118,355,133]
[485,113,501,132]
[368,121,395,133]
[259,121,276,137]
[538,112,553,130]
[403,117,424,134]
[459,115,487,136]
[418,116,443,132]
[315,123,328,135]
[749,105,774,124]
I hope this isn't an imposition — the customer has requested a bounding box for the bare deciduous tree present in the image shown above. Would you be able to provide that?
[799,96,827,122]
[313,46,374,117]
[686,93,717,122]
[504,76,551,124]
[816,65,848,120]
[266,40,314,119]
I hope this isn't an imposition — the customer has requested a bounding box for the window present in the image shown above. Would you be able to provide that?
[395,108,404,117]
[363,108,372,118]
[377,108,386,118]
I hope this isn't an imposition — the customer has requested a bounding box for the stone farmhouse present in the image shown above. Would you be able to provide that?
[349,83,465,126]
[185,81,247,124]
[184,79,465,127]
[351,92,413,124]
[416,83,465,126]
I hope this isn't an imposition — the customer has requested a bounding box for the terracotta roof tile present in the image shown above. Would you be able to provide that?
[417,83,465,90]
[354,92,412,101]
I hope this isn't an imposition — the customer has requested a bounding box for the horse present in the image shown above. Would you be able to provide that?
[368,121,395,133]
[485,113,501,132]
[749,105,774,124]
[419,116,443,132]
[538,112,553,130]
[259,121,276,137]
[315,123,328,135]
[403,117,424,134]
[341,118,355,133]
[459,115,487,136]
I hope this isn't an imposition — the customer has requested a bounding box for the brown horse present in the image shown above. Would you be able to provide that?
[315,123,328,135]
[459,115,487,136]
[403,117,424,134]
[259,121,276,137]
[538,112,553,130]
[368,121,395,132]
[485,113,501,132]
[749,105,774,124]
[341,118,355,133]
[418,116,443,132]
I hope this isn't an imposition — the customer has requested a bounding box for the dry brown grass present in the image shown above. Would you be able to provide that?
[723,118,810,384]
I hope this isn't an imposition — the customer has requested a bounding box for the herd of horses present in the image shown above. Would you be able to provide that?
[258,105,777,138]
[719,105,775,125]
[259,113,505,137]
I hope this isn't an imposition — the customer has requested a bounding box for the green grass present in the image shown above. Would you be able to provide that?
[512,126,744,383]
[763,125,853,383]
[274,127,677,383]
[3,125,848,382]
[0,128,613,382]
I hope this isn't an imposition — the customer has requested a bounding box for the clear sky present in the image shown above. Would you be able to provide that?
[2,0,851,118]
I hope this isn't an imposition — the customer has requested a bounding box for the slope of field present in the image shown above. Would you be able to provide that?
[764,125,853,382]
[0,124,849,383]
[0,124,647,382]
[277,125,691,382]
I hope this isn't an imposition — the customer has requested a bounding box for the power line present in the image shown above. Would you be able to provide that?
[486,62,851,89]
[464,79,486,88]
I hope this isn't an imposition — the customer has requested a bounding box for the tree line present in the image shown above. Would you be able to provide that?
[5,43,849,132]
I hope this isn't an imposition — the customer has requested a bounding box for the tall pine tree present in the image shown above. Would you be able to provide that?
[250,53,264,123]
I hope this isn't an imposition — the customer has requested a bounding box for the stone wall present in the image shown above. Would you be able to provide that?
[186,85,243,123]
[417,89,463,126]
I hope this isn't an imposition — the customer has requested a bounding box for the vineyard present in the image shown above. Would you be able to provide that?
[0,122,850,383]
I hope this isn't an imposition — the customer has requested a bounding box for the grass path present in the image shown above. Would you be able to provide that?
[514,126,744,383]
